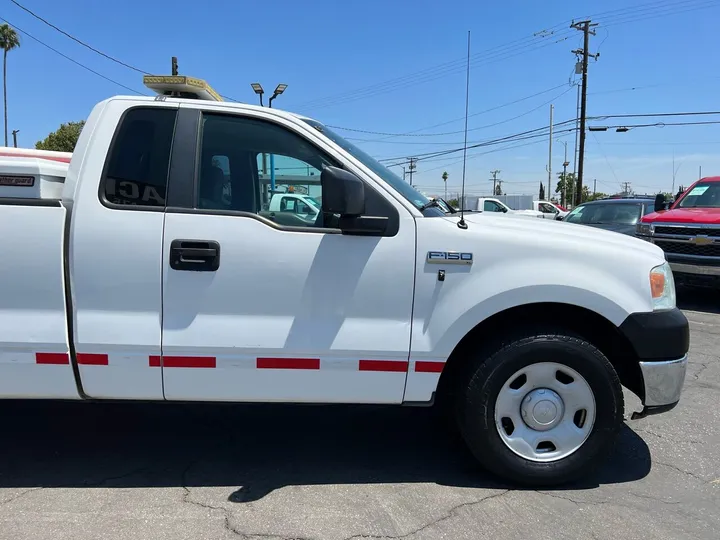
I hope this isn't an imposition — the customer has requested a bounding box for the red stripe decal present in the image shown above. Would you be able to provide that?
[415,361,445,373]
[149,355,161,367]
[358,360,409,372]
[0,151,71,163]
[77,353,109,366]
[162,356,216,368]
[35,352,70,365]
[257,357,320,370]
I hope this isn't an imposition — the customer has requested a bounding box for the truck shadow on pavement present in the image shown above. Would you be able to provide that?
[0,400,651,501]
[677,286,720,315]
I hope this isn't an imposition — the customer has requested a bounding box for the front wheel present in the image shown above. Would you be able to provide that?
[457,330,624,486]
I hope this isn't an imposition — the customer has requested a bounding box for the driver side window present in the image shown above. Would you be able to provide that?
[484,200,503,212]
[198,113,336,228]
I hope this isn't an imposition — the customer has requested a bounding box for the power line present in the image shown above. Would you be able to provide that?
[4,2,241,102]
[342,85,576,143]
[10,0,149,74]
[378,119,579,163]
[0,16,146,95]
[294,0,717,111]
[329,83,570,137]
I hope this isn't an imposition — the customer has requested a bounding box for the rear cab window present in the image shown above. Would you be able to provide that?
[101,107,177,208]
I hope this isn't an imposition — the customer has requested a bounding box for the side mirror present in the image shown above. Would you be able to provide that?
[654,193,666,213]
[320,166,387,235]
[321,166,365,216]
[555,214,564,221]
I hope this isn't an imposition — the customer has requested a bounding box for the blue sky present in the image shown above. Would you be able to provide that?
[3,0,719,198]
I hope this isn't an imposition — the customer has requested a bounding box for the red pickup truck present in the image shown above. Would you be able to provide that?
[637,177,720,288]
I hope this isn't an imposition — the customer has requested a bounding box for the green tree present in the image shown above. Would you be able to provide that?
[555,172,576,206]
[35,121,86,152]
[0,24,20,147]
[494,183,503,196]
[586,190,607,202]
[447,198,459,208]
[539,182,545,200]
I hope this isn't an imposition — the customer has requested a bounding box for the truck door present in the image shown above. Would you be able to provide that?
[68,103,178,399]
[160,106,416,403]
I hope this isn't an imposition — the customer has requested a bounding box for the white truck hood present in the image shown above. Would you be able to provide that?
[450,212,664,260]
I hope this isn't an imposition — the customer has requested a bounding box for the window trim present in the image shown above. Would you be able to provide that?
[166,206,342,234]
[97,105,179,213]
[165,109,399,237]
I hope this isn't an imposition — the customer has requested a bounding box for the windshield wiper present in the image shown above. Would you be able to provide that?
[418,199,442,212]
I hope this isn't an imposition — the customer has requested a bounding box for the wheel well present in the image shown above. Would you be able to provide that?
[436,302,644,404]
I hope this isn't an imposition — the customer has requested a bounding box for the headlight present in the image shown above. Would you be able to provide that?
[636,222,653,236]
[650,262,676,310]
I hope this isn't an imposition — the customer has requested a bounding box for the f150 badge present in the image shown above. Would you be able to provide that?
[427,251,473,265]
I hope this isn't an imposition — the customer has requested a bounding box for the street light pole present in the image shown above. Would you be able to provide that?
[251,83,288,197]
[11,129,19,148]
[558,139,568,206]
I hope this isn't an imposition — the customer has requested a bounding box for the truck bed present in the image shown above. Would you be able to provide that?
[0,199,78,398]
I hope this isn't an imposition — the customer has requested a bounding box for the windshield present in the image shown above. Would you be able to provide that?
[302,119,441,214]
[677,182,720,208]
[565,202,644,225]
[306,196,321,209]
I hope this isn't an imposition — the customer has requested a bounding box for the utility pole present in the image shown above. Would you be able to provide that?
[593,178,597,196]
[547,104,553,201]
[571,20,598,206]
[490,169,501,195]
[559,140,569,206]
[407,157,417,186]
[171,56,178,76]
[11,129,19,148]
[621,181,632,196]
[671,151,682,194]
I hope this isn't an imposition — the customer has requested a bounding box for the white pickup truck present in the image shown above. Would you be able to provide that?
[0,84,689,487]
[475,197,544,218]
[533,200,569,219]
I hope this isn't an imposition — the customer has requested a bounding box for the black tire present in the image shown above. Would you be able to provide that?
[456,327,624,486]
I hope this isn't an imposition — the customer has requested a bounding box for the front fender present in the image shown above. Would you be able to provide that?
[410,257,652,360]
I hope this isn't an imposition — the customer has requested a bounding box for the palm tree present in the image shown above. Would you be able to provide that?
[0,24,20,147]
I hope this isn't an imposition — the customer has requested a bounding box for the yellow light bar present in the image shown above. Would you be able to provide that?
[143,75,223,102]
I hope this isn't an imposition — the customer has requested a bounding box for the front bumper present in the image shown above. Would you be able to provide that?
[618,308,690,419]
[669,262,720,276]
[631,355,688,419]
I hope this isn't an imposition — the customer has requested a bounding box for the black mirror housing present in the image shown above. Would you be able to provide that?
[654,193,666,213]
[321,166,365,216]
[555,214,564,221]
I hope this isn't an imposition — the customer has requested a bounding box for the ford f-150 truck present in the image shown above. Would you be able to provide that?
[637,177,720,288]
[0,77,689,487]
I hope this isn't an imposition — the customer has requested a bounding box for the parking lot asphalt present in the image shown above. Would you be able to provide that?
[0,289,718,540]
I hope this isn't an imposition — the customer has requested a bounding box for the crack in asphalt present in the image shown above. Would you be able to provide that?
[653,460,706,483]
[340,490,511,540]
[0,487,43,505]
[634,427,704,445]
[692,362,711,382]
[535,490,612,507]
[628,491,682,506]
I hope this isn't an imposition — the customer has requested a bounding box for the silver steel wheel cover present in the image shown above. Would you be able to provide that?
[494,362,596,463]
